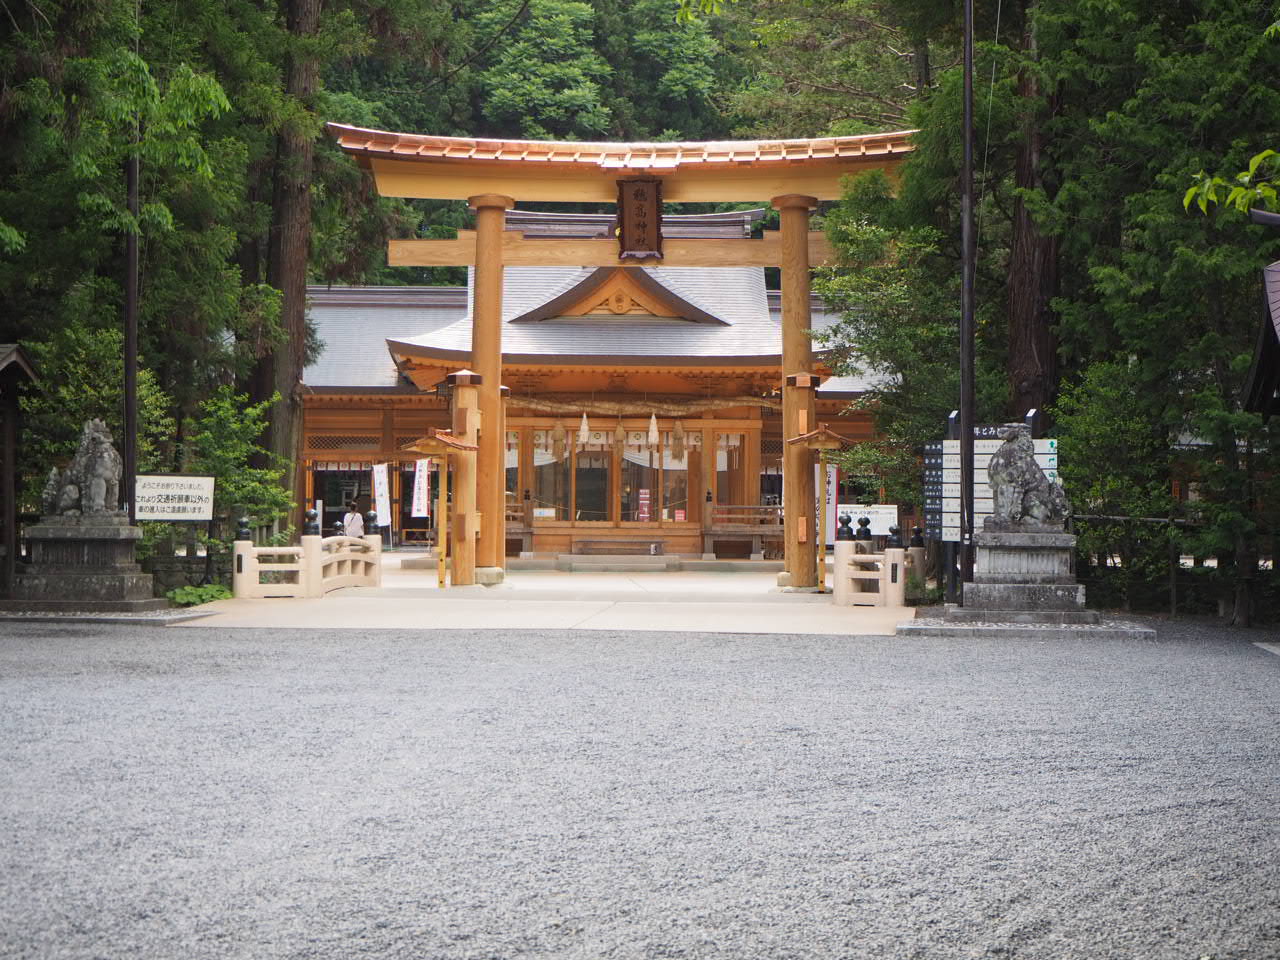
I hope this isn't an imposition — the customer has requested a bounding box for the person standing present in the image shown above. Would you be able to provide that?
[343,500,364,538]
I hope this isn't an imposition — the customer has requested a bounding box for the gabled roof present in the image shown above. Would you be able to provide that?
[510,268,726,325]
[386,266,776,366]
[0,344,38,384]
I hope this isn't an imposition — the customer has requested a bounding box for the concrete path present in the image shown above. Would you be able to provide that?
[178,553,913,635]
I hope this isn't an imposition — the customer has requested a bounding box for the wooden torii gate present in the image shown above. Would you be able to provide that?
[327,123,914,587]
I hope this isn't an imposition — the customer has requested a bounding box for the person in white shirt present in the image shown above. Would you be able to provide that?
[343,501,364,538]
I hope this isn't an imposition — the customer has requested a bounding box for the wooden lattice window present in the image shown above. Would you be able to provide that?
[307,435,380,451]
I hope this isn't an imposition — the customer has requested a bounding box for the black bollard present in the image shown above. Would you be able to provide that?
[910,525,925,547]
[236,517,252,541]
[304,509,320,536]
[854,517,873,540]
[886,525,904,548]
[835,514,855,541]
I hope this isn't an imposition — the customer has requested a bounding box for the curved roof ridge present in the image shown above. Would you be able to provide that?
[327,123,917,170]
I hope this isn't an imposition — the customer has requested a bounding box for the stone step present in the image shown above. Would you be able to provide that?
[556,554,682,573]
[896,618,1156,640]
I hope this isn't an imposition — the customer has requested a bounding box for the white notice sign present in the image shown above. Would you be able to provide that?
[411,460,432,518]
[815,462,838,546]
[836,504,899,537]
[135,475,215,521]
[372,463,391,528]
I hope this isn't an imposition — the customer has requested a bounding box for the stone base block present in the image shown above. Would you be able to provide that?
[0,597,171,613]
[897,617,1155,641]
[941,603,1099,625]
[10,572,158,604]
[974,532,1076,585]
[474,566,506,586]
[962,582,1085,611]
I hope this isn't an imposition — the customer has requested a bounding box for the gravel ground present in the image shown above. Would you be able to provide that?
[1,618,1278,960]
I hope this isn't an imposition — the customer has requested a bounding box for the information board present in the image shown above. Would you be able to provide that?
[135,475,215,521]
[835,504,899,537]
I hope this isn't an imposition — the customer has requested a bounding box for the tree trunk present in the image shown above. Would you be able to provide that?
[251,0,320,522]
[1006,7,1058,418]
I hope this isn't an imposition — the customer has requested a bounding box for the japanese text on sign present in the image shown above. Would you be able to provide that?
[135,475,215,521]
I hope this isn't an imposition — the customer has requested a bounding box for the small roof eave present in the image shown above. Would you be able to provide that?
[0,344,39,384]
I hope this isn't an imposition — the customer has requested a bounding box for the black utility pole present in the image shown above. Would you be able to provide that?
[123,0,140,523]
[959,0,977,589]
[123,140,139,523]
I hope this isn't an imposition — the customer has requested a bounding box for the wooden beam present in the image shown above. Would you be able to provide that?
[368,155,906,204]
[388,231,835,268]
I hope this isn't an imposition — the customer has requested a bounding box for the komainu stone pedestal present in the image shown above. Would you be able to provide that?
[0,516,169,612]
[952,530,1096,624]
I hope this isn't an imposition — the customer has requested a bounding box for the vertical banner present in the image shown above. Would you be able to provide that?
[411,460,432,518]
[372,463,391,529]
[814,462,838,546]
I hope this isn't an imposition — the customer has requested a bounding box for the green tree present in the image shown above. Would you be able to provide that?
[475,0,613,139]
[814,171,1005,509]
[183,385,294,535]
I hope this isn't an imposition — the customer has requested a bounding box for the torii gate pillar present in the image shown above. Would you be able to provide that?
[470,193,515,584]
[774,194,819,588]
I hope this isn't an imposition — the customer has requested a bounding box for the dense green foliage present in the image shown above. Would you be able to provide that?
[695,0,1280,621]
[1,0,739,509]
[3,0,1279,620]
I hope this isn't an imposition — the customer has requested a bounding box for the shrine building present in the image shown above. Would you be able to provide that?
[309,125,915,587]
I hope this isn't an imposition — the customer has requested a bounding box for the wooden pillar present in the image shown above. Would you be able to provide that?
[470,193,514,583]
[449,371,482,586]
[773,194,818,588]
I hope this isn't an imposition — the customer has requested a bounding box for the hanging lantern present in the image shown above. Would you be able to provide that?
[648,412,660,449]
[578,412,590,446]
[614,420,626,447]
[552,420,567,461]
[672,421,686,461]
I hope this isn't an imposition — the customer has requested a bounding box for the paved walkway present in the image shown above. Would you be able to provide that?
[178,552,913,635]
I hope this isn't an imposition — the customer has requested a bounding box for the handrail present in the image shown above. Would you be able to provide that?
[831,541,907,607]
[709,504,784,528]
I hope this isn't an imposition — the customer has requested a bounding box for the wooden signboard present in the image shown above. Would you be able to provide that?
[617,178,663,260]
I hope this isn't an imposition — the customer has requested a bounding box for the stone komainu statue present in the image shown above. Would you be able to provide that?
[985,422,1069,530]
[49,419,124,517]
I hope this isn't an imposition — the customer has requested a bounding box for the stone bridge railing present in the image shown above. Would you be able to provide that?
[232,532,382,599]
[831,540,931,608]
